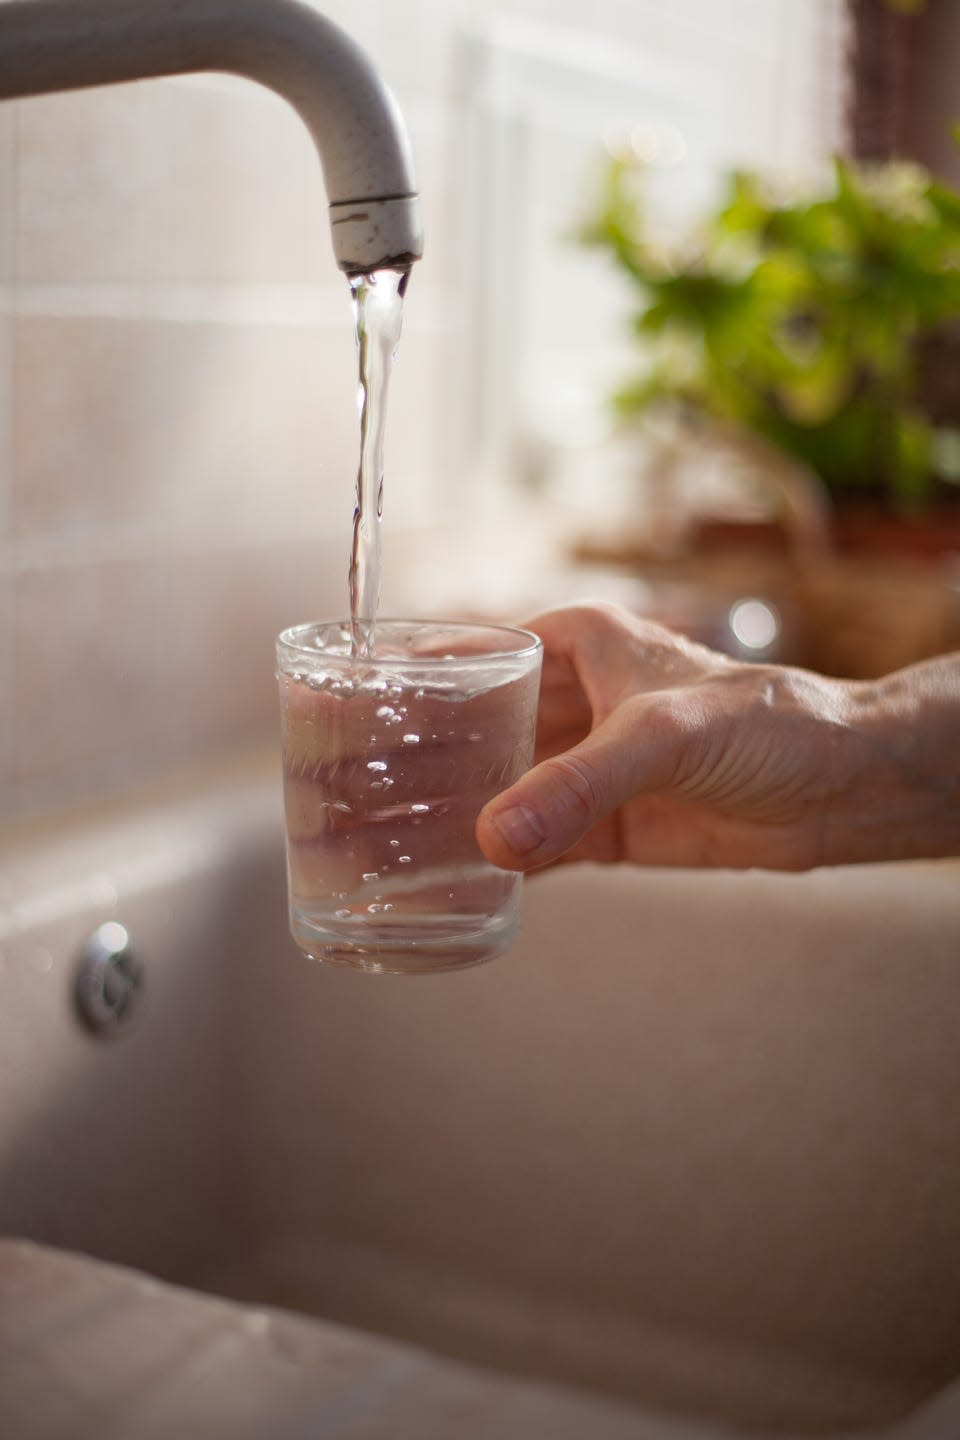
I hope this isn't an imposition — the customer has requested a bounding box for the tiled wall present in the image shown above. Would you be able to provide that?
[0,0,846,822]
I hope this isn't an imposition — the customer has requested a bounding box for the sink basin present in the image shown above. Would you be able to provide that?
[2,758,959,1437]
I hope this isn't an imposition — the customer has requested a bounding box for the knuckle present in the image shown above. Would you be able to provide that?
[542,751,605,820]
[576,599,633,640]
[550,600,632,643]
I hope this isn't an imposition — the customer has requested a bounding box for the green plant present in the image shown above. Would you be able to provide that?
[583,155,960,509]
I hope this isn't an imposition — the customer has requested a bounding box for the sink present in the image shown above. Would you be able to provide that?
[2,758,959,1437]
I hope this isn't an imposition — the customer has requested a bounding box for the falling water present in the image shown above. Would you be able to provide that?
[348,267,408,658]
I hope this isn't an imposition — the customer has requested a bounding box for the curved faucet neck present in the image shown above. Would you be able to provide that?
[0,0,423,273]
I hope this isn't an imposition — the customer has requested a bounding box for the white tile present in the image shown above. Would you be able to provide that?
[11,553,162,811]
[15,87,151,286]
[12,311,365,547]
[152,532,348,762]
[0,312,11,539]
[0,106,15,286]
[301,0,386,59]
[0,564,13,820]
[382,321,454,525]
[12,315,171,540]
[146,82,334,288]
[15,78,341,290]
[155,319,359,537]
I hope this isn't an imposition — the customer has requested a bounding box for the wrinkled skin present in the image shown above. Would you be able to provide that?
[476,602,960,873]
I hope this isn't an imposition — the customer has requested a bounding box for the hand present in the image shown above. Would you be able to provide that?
[476,602,960,872]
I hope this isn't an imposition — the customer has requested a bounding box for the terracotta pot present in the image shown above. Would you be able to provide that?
[830,502,960,560]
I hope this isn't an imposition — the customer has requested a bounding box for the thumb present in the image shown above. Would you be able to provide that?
[476,703,679,871]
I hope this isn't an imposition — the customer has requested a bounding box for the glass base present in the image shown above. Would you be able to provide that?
[289,905,517,975]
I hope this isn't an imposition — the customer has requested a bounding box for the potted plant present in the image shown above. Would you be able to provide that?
[582,152,960,558]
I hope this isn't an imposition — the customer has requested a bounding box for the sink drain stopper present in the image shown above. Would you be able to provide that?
[74,922,143,1036]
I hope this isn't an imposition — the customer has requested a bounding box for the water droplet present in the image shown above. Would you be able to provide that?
[398,855,412,864]
[389,839,400,846]
[410,803,429,814]
[367,760,388,771]
[402,733,420,745]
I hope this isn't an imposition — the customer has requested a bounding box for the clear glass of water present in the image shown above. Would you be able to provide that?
[276,619,543,974]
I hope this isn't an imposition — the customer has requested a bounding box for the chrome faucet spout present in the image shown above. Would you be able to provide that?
[0,0,423,274]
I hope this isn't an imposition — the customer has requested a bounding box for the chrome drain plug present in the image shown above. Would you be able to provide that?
[74,922,143,1036]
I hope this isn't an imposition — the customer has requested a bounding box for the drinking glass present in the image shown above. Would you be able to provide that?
[276,619,543,974]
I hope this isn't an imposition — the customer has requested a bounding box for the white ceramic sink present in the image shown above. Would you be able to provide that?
[2,758,959,1438]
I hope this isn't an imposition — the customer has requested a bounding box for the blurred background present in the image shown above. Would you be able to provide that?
[1,0,958,822]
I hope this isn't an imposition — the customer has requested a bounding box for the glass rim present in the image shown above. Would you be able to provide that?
[276,617,543,668]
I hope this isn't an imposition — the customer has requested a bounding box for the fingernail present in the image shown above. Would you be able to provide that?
[492,805,545,856]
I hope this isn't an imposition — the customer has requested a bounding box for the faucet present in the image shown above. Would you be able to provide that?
[0,0,423,276]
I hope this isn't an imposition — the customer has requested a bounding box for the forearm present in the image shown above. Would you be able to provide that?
[838,652,960,864]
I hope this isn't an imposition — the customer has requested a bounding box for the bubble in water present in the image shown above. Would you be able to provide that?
[335,908,352,920]
[389,839,400,847]
[376,705,396,719]
[402,734,420,745]
[362,872,379,881]
[367,760,388,772]
[398,855,412,864]
[410,803,429,814]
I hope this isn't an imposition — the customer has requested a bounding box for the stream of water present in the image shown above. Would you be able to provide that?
[348,267,408,657]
